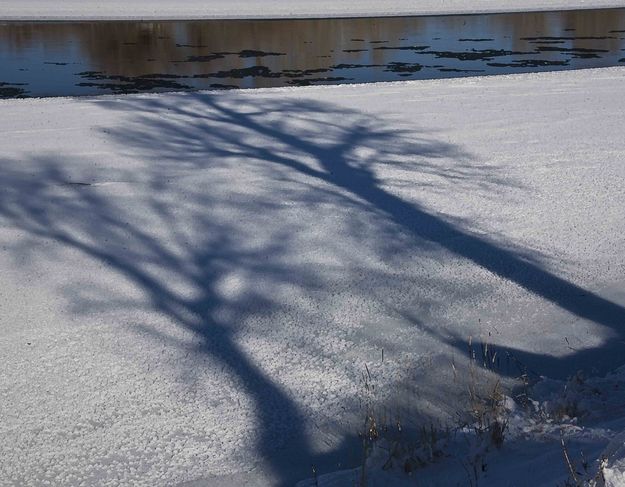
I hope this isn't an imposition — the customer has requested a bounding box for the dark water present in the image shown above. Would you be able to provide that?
[1,8,624,98]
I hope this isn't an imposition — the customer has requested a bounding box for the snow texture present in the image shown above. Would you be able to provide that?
[1,67,625,485]
[0,0,624,20]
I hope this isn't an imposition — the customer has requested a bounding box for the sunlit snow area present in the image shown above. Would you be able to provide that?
[0,0,623,19]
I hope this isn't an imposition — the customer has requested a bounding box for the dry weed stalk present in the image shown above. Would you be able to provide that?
[560,431,608,487]
[467,337,508,450]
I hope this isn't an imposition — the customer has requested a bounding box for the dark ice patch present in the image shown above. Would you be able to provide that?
[534,46,608,53]
[0,81,27,98]
[533,45,608,59]
[76,72,191,92]
[424,49,529,61]
[287,76,352,86]
[282,68,331,77]
[201,66,281,79]
[330,63,382,69]
[384,62,422,73]
[185,54,225,62]
[209,83,238,89]
[488,59,569,68]
[237,50,286,58]
[527,40,567,44]
[373,45,429,51]
[521,36,615,40]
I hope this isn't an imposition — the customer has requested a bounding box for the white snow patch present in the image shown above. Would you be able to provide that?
[0,0,624,20]
[603,432,625,486]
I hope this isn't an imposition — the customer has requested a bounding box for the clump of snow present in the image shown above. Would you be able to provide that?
[602,432,625,487]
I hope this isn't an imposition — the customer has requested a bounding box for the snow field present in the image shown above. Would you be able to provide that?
[1,67,625,484]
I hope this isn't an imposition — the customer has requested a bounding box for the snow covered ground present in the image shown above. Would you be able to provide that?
[1,0,625,20]
[1,67,625,486]
[298,365,625,486]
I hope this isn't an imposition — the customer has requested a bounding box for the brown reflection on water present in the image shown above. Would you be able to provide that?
[0,19,400,76]
[501,10,625,52]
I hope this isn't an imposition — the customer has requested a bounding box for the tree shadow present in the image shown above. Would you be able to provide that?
[101,91,625,374]
[0,90,623,484]
[0,154,332,484]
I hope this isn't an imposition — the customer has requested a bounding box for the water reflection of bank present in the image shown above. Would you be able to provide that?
[0,8,624,97]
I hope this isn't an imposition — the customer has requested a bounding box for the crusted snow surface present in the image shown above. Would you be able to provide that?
[0,0,624,20]
[1,68,625,485]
